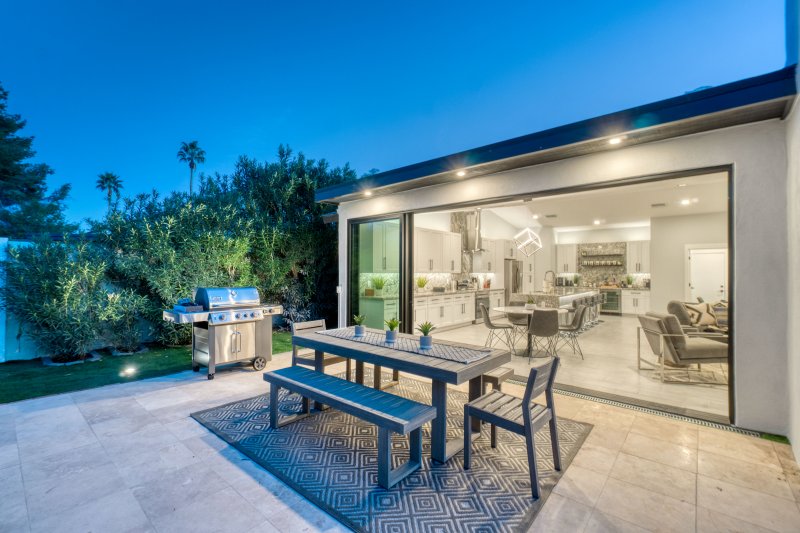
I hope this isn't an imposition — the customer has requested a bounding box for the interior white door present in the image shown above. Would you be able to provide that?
[689,248,728,302]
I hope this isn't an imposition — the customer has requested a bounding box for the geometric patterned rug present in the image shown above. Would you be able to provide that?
[192,373,592,533]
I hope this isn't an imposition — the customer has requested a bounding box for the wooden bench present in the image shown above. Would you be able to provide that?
[263,366,437,489]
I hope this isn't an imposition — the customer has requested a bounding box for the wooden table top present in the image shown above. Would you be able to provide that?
[292,327,511,385]
[493,306,568,315]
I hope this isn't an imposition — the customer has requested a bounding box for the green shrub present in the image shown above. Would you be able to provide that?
[102,290,149,352]
[1,238,108,361]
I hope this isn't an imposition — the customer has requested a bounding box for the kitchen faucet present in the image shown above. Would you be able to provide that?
[544,270,556,284]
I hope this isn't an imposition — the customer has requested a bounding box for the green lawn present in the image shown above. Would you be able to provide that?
[0,331,293,404]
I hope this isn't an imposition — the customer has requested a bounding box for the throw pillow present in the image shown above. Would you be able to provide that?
[685,302,717,327]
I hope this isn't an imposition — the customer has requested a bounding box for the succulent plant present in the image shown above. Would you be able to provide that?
[352,314,366,326]
[384,318,400,331]
[415,321,436,336]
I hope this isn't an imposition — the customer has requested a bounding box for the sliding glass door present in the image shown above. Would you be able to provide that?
[349,218,402,330]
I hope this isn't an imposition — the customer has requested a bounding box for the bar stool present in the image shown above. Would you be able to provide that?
[482,366,514,394]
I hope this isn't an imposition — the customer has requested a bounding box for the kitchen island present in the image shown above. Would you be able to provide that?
[512,287,599,309]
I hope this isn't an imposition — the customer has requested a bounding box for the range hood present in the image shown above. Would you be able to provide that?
[464,210,487,253]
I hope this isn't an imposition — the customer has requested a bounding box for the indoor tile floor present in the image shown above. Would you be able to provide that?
[436,314,730,419]
[1,350,797,533]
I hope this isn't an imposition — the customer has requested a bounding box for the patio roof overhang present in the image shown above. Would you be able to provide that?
[316,65,797,205]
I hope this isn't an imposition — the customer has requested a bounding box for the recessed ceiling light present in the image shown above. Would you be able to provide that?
[608,137,623,145]
[680,198,691,206]
[456,170,466,177]
[678,183,687,187]
[593,219,601,225]
[532,214,539,220]
[364,190,372,197]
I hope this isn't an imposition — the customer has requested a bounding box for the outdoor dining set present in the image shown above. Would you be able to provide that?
[262,318,563,499]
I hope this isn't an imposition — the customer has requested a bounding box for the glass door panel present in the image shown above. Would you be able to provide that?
[349,218,402,330]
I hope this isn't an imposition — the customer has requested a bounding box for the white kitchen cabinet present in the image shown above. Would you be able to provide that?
[444,232,462,273]
[413,292,476,327]
[413,297,428,325]
[503,239,520,260]
[522,257,535,293]
[621,290,650,315]
[414,228,443,273]
[626,241,651,274]
[472,238,496,273]
[556,244,577,273]
[358,298,399,329]
[489,289,505,318]
[372,221,399,273]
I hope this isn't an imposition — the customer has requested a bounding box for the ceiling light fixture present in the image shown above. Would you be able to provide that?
[680,199,691,206]
[514,228,543,257]
[678,183,688,188]
[532,214,539,220]
[593,219,601,225]
[456,170,466,177]
[608,137,623,145]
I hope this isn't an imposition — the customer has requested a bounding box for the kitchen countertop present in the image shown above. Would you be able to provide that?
[361,287,506,300]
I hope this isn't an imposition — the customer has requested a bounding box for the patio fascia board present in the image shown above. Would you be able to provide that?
[316,65,797,205]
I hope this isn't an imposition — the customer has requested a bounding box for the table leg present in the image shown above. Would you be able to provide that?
[373,365,382,389]
[527,332,533,358]
[468,376,483,432]
[313,350,325,411]
[431,380,448,463]
[355,361,365,385]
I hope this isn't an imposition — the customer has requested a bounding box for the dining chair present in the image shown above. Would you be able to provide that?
[556,306,587,359]
[527,309,559,362]
[291,320,351,380]
[464,356,562,499]
[480,304,515,354]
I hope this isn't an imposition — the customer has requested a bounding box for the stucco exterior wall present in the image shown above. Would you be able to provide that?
[336,118,791,434]
[787,97,800,454]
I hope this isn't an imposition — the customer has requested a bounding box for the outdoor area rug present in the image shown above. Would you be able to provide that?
[192,372,592,533]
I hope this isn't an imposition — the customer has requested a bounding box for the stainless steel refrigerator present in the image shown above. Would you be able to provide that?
[504,259,523,305]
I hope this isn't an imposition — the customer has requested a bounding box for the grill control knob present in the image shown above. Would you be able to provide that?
[217,314,225,321]
[235,313,241,319]
[250,312,256,318]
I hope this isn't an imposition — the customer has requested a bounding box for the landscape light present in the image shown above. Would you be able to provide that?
[608,137,623,145]
[456,170,466,177]
[364,190,373,197]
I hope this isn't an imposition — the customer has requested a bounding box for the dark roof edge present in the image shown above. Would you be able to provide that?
[317,65,797,203]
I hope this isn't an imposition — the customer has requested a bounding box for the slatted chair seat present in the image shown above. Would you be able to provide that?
[482,366,514,395]
[264,366,436,489]
[464,357,562,499]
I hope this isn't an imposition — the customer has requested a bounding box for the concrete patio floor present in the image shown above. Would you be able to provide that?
[2,351,800,532]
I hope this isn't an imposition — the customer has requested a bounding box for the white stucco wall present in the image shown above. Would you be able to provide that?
[787,99,800,452]
[649,213,728,313]
[336,119,790,434]
[555,226,651,245]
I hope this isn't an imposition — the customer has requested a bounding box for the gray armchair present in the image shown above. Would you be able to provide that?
[637,314,728,383]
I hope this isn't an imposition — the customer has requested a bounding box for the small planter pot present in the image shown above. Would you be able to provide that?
[354,325,366,337]
[374,289,383,297]
[419,335,433,350]
[524,303,536,310]
[385,330,397,344]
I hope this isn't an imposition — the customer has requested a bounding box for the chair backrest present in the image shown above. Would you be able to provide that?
[636,314,679,363]
[569,305,586,328]
[480,303,496,329]
[291,319,326,359]
[576,305,590,328]
[529,309,559,338]
[667,301,693,326]
[523,356,560,407]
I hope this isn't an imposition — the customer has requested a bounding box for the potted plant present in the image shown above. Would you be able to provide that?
[416,321,436,349]
[353,315,367,337]
[416,276,429,292]
[525,296,536,310]
[573,274,581,287]
[372,276,386,297]
[625,274,634,288]
[384,318,400,343]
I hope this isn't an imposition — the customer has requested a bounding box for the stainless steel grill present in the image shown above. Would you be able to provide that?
[163,287,283,380]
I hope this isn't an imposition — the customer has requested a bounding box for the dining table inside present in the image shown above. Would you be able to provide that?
[291,326,511,464]
[493,305,569,357]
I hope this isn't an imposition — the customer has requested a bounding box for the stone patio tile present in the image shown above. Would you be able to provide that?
[0,465,30,532]
[583,425,628,452]
[595,477,695,533]
[610,452,696,504]
[573,402,636,432]
[695,506,776,533]
[571,442,619,476]
[583,510,649,533]
[15,408,97,461]
[115,441,202,487]
[150,486,265,533]
[526,493,592,533]
[76,394,154,425]
[621,432,697,473]
[100,420,179,460]
[698,428,781,469]
[698,475,800,533]
[29,488,152,533]
[132,463,230,520]
[698,449,793,501]
[165,416,211,440]
[21,441,112,485]
[629,413,699,448]
[552,464,608,506]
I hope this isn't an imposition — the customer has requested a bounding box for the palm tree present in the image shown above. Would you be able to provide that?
[96,172,123,214]
[177,141,206,197]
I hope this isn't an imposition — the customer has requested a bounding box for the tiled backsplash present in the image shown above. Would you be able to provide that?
[358,273,399,296]
[574,242,626,286]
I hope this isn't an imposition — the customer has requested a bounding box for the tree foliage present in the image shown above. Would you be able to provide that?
[0,82,74,237]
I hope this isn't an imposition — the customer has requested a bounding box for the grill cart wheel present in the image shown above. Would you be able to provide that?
[207,373,215,380]
[253,356,267,371]
[192,365,200,372]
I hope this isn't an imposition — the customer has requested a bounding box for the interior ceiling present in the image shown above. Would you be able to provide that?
[480,172,729,230]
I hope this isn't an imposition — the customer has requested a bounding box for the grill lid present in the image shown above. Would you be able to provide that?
[193,287,261,310]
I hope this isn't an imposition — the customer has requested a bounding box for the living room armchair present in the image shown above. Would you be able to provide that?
[637,313,729,383]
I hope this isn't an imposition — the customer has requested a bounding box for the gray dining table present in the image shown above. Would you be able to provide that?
[291,326,511,463]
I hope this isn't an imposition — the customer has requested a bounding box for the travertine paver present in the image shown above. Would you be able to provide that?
[0,350,799,532]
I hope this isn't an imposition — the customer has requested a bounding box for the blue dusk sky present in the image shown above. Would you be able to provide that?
[0,0,788,223]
